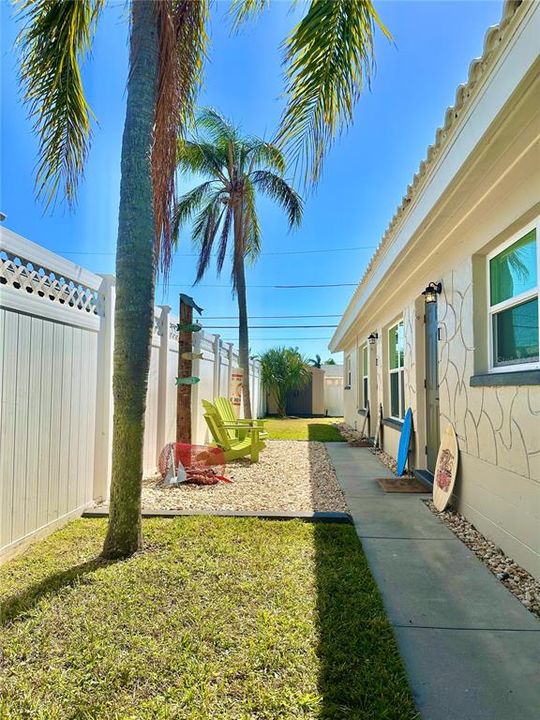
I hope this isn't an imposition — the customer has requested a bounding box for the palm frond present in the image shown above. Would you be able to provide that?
[216,204,233,274]
[192,196,225,282]
[170,180,217,245]
[244,138,285,174]
[277,0,390,186]
[15,0,105,208]
[177,140,228,182]
[229,0,272,31]
[250,170,303,228]
[197,107,238,146]
[153,0,209,277]
[242,178,261,263]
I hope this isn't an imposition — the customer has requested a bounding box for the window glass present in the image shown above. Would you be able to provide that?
[490,230,537,306]
[389,322,404,370]
[493,297,539,366]
[390,373,400,418]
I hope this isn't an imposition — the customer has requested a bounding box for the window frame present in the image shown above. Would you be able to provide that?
[361,343,369,410]
[345,354,352,389]
[486,219,539,373]
[388,320,405,421]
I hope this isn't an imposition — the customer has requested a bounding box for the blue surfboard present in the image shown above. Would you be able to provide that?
[396,408,413,476]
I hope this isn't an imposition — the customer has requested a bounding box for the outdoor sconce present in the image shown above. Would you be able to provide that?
[367,332,378,345]
[422,281,442,303]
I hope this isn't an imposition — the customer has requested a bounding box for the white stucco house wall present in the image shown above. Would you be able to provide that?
[329,0,540,578]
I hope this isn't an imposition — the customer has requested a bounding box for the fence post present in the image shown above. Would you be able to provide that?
[226,342,234,400]
[93,274,115,501]
[213,334,221,398]
[191,331,202,443]
[156,305,170,459]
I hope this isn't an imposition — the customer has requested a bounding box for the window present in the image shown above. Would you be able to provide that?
[345,355,352,388]
[361,343,369,409]
[388,321,405,419]
[488,224,539,371]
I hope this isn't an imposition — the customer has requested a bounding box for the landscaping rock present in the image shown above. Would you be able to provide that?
[127,441,348,514]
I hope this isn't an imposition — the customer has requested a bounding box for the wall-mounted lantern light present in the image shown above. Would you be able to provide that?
[422,281,442,303]
[367,332,378,345]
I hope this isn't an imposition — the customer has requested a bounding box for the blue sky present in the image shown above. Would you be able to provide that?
[1,0,504,360]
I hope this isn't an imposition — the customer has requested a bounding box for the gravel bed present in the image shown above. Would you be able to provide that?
[137,440,348,514]
[426,500,540,618]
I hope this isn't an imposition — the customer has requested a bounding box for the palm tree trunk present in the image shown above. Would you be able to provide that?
[102,0,159,559]
[233,203,252,419]
[236,255,252,419]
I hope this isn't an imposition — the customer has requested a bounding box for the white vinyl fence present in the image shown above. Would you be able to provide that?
[0,227,264,560]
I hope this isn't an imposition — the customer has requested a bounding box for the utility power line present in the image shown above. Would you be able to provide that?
[204,324,338,329]
[158,282,357,289]
[222,337,332,342]
[49,244,375,258]
[203,314,342,319]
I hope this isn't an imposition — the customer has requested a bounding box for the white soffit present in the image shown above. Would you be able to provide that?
[330,0,537,351]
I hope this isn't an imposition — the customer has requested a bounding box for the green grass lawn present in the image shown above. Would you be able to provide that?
[0,517,416,720]
[265,417,345,442]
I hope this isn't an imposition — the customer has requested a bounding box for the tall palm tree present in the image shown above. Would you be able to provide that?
[15,0,208,558]
[15,0,388,557]
[172,109,302,418]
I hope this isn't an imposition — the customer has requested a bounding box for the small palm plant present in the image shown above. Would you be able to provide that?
[260,347,311,418]
[172,109,303,418]
[309,354,322,368]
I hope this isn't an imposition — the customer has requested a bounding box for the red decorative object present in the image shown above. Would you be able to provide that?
[158,443,231,485]
[436,448,453,492]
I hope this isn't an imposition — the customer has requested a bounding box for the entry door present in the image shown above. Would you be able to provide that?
[286,374,313,416]
[425,301,440,472]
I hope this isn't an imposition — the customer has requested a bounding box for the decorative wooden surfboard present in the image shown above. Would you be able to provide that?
[396,408,413,476]
[433,424,459,511]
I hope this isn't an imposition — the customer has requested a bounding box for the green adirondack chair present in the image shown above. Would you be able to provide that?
[213,396,268,441]
[202,400,266,462]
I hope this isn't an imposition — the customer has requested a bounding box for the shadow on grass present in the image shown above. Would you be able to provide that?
[0,556,117,626]
[312,524,417,719]
[307,442,417,718]
[307,422,345,443]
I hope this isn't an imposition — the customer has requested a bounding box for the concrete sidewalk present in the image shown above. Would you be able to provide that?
[325,443,540,720]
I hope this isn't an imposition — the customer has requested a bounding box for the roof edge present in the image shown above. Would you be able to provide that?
[329,0,526,352]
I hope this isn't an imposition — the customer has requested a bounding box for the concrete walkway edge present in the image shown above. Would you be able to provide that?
[325,443,540,720]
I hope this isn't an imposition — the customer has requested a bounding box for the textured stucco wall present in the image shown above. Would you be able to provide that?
[438,259,540,575]
[341,257,540,577]
[439,259,540,483]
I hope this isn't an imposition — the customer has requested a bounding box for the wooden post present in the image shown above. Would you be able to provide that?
[156,305,170,457]
[176,298,193,443]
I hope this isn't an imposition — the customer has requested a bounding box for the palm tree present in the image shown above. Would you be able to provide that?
[15,0,208,558]
[15,0,388,557]
[309,354,322,368]
[260,347,311,418]
[172,109,302,418]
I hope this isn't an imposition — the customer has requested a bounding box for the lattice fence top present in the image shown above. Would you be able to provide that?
[168,320,179,342]
[0,248,99,315]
